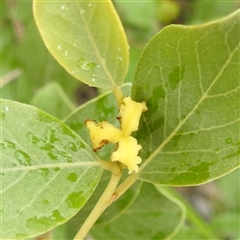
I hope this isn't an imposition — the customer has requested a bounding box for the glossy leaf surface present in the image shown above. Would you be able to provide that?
[33,0,129,89]
[90,183,185,239]
[0,100,103,239]
[132,10,240,185]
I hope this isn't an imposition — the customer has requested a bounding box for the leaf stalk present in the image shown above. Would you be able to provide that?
[74,170,123,240]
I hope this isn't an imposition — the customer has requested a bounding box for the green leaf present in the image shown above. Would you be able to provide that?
[132,10,240,185]
[56,171,141,239]
[0,99,103,239]
[90,182,185,239]
[33,0,129,89]
[31,82,75,120]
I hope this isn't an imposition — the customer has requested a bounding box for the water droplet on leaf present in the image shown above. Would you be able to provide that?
[171,167,176,172]
[77,58,96,71]
[67,172,78,182]
[195,110,201,115]
[226,138,232,144]
[57,44,61,50]
[1,140,16,149]
[15,150,32,166]
[0,112,6,120]
[181,161,186,166]
[36,168,50,177]
[116,56,122,61]
[42,199,49,205]
[4,106,9,112]
[69,142,77,152]
[66,191,84,209]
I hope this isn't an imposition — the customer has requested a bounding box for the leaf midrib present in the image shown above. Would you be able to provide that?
[2,161,101,173]
[75,0,116,87]
[139,41,240,172]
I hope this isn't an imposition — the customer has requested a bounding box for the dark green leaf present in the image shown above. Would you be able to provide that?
[90,182,185,239]
[132,10,240,185]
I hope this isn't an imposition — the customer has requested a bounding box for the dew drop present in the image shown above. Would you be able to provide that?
[77,58,96,71]
[72,70,75,74]
[16,233,28,238]
[97,65,100,68]
[15,150,32,166]
[42,199,49,205]
[116,56,122,61]
[64,50,69,56]
[67,172,78,182]
[226,138,232,144]
[36,168,50,177]
[91,78,95,82]
[57,44,61,50]
[27,132,39,144]
[1,140,16,149]
[69,142,77,152]
[181,161,186,167]
[61,5,67,10]
[0,112,6,120]
[78,142,86,148]
[4,106,9,112]
[66,191,84,209]
[171,167,176,172]
[80,9,85,14]
[195,110,200,115]
[87,3,92,7]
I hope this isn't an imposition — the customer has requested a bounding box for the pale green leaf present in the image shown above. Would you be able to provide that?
[31,82,75,120]
[0,99,103,239]
[90,182,185,239]
[33,0,129,89]
[132,10,240,185]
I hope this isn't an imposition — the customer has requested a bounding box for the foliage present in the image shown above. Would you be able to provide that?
[1,0,239,239]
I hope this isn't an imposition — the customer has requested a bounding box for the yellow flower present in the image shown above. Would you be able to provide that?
[85,120,122,151]
[120,96,147,136]
[111,136,142,173]
[85,96,147,173]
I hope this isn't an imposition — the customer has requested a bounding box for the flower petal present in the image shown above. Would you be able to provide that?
[111,136,142,173]
[120,97,148,136]
[85,120,122,151]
